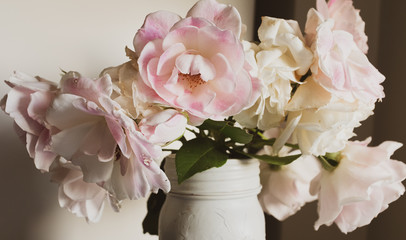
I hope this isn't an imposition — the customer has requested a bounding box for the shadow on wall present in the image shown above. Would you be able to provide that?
[0,116,57,240]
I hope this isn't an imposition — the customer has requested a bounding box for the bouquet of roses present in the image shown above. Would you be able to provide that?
[1,0,405,234]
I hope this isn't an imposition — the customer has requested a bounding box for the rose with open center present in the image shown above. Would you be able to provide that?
[134,0,258,124]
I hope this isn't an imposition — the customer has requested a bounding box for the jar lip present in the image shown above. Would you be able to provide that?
[164,157,261,195]
[167,186,262,199]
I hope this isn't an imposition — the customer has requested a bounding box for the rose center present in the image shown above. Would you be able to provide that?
[178,73,206,90]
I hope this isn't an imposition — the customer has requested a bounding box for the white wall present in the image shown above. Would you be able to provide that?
[0,1,255,240]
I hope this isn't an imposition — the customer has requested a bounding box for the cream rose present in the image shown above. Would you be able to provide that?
[235,17,313,130]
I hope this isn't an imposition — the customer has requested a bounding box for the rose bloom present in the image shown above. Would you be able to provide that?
[1,71,58,171]
[310,138,406,233]
[285,77,373,156]
[46,72,170,200]
[134,0,259,124]
[235,17,313,130]
[308,0,368,53]
[306,8,384,104]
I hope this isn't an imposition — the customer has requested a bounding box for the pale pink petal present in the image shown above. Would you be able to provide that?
[27,91,54,124]
[134,11,182,55]
[25,132,38,159]
[146,58,178,104]
[175,53,215,81]
[170,17,213,31]
[326,0,368,53]
[51,163,107,222]
[208,53,237,93]
[313,139,406,233]
[157,42,186,76]
[7,71,57,91]
[174,85,216,119]
[104,117,130,159]
[316,0,329,19]
[134,72,164,103]
[304,8,325,45]
[5,88,44,135]
[186,0,242,37]
[50,121,98,160]
[103,156,167,200]
[205,56,252,116]
[197,26,245,70]
[162,25,200,51]
[60,72,113,103]
[47,94,100,130]
[71,153,114,183]
[79,121,116,162]
[259,154,320,220]
[138,40,164,88]
[33,128,58,171]
[139,109,187,145]
[312,24,384,103]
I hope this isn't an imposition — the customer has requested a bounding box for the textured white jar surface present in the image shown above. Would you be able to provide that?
[159,157,265,240]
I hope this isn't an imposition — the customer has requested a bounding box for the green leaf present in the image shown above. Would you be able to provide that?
[198,119,253,144]
[236,150,301,165]
[199,119,226,130]
[248,138,276,149]
[222,125,253,144]
[176,138,228,183]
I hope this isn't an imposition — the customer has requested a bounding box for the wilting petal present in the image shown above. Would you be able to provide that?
[103,154,170,200]
[51,161,108,223]
[5,87,44,135]
[71,153,114,183]
[2,71,58,172]
[60,72,113,103]
[47,94,99,130]
[34,128,58,171]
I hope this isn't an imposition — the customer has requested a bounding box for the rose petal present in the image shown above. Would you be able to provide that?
[186,0,242,37]
[134,11,182,55]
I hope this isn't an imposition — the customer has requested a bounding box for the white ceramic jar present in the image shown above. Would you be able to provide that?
[159,157,265,240]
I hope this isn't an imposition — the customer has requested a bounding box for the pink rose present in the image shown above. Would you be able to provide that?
[1,71,58,171]
[315,0,368,53]
[309,21,384,103]
[47,72,170,200]
[311,138,406,233]
[134,0,258,124]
